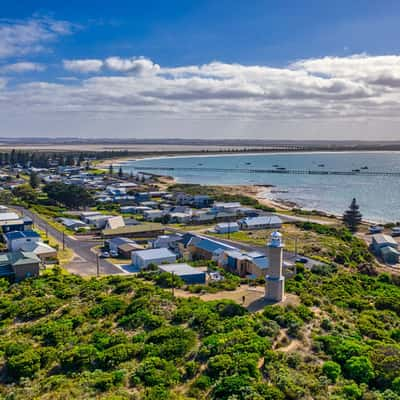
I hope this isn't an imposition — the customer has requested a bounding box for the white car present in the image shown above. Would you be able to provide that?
[110,250,119,258]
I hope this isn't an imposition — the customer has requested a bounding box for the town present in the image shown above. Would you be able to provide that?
[0,151,399,306]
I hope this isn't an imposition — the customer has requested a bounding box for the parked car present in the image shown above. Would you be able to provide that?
[369,225,384,234]
[295,257,308,264]
[110,250,119,258]
[391,227,400,237]
[100,251,110,258]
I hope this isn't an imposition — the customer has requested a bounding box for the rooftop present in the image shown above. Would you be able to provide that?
[135,248,176,260]
[159,263,205,276]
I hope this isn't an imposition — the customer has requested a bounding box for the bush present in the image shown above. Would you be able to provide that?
[7,349,41,380]
[344,356,375,384]
[322,361,341,382]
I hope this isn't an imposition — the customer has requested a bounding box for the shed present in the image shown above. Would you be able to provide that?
[159,263,206,284]
[381,246,400,265]
[215,222,239,234]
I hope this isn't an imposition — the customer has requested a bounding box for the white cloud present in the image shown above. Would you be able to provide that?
[63,59,104,73]
[104,56,160,75]
[0,62,45,73]
[0,15,75,58]
[3,54,400,138]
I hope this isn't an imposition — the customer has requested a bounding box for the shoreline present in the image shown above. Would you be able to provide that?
[98,152,387,225]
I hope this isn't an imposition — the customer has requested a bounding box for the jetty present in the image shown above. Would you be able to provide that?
[133,166,400,177]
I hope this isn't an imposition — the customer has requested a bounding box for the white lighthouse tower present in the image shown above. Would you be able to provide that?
[265,231,285,302]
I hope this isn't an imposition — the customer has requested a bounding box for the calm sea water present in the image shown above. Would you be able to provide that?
[123,152,400,223]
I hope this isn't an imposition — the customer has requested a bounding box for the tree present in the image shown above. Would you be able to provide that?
[109,164,114,175]
[43,182,93,209]
[118,167,123,178]
[29,171,40,188]
[343,198,362,232]
[12,184,37,203]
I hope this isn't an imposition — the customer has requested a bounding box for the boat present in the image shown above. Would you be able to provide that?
[369,225,384,234]
[276,167,286,171]
[318,164,325,167]
[245,162,252,165]
[361,166,368,170]
[273,164,279,168]
[352,169,361,173]
[198,163,203,166]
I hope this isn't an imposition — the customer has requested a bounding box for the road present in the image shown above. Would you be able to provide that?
[15,207,122,276]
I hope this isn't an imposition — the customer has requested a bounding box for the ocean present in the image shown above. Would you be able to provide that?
[122,152,400,223]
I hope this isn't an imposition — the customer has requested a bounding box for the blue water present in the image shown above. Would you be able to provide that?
[122,152,400,223]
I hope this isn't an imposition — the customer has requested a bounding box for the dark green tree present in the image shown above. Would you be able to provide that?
[109,164,114,175]
[118,167,123,178]
[343,198,362,232]
[29,171,40,188]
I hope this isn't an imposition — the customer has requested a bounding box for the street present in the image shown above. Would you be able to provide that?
[16,207,122,275]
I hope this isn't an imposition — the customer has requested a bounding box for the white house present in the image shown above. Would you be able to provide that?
[212,202,241,214]
[86,214,113,229]
[143,209,165,221]
[215,222,240,234]
[132,248,177,270]
[239,216,282,230]
[5,230,41,252]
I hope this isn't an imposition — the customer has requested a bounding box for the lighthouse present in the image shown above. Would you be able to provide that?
[265,231,285,302]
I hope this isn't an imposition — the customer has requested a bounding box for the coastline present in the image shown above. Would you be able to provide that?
[98,152,387,225]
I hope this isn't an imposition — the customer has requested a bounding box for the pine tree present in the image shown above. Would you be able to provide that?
[109,164,114,175]
[118,167,123,178]
[343,198,362,232]
[29,171,40,189]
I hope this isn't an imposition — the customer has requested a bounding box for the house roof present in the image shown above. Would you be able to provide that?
[135,248,176,260]
[372,234,398,246]
[159,263,205,276]
[0,251,40,267]
[118,242,144,252]
[0,212,20,221]
[106,216,125,230]
[241,216,282,226]
[5,230,40,241]
[190,235,237,254]
[102,223,163,236]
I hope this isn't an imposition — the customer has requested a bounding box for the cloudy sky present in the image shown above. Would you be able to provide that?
[2,0,400,140]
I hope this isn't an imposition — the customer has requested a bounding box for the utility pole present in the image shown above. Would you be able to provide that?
[171,270,175,297]
[62,231,65,251]
[96,254,100,277]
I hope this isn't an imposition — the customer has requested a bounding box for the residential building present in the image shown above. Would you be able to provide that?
[239,216,282,230]
[105,216,125,230]
[5,230,41,252]
[215,222,240,234]
[132,248,177,269]
[102,223,164,239]
[0,251,40,281]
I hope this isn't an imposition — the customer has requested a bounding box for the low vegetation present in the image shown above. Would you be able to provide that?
[0,262,399,399]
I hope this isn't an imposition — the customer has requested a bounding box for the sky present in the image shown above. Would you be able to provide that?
[2,0,400,140]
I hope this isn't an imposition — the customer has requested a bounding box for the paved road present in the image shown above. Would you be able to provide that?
[15,207,122,276]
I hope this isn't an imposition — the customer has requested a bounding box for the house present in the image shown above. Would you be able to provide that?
[371,234,399,264]
[106,236,144,257]
[0,216,32,233]
[4,230,57,259]
[86,214,113,229]
[381,246,400,265]
[79,211,103,223]
[192,195,213,208]
[220,250,268,278]
[212,202,241,214]
[187,235,237,261]
[0,251,40,281]
[239,216,282,230]
[159,263,206,284]
[215,222,240,234]
[192,210,216,223]
[135,192,151,203]
[5,230,41,251]
[132,248,177,270]
[105,216,125,230]
[102,223,165,239]
[143,209,165,221]
[151,234,183,249]
[371,234,398,253]
[168,212,192,223]
[58,217,89,231]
